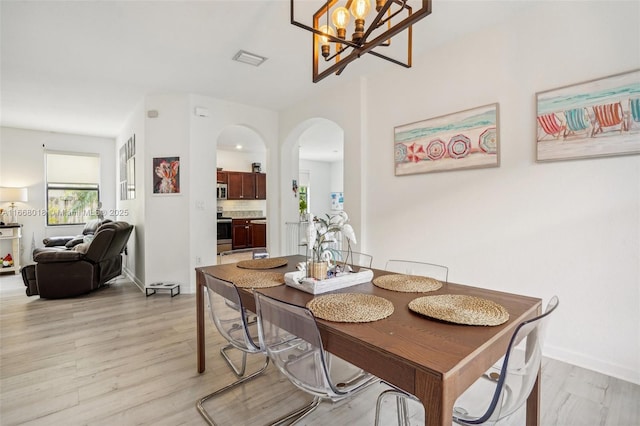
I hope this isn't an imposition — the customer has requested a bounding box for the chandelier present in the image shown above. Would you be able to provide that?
[291,0,432,82]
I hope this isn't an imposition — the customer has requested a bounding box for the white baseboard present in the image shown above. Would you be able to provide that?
[544,343,640,385]
[122,267,144,293]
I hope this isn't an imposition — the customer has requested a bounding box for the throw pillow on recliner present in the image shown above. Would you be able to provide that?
[65,236,85,248]
[73,242,90,254]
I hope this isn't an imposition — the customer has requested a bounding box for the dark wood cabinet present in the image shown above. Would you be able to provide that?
[251,222,266,248]
[216,171,227,183]
[255,173,266,199]
[226,172,266,200]
[231,219,251,249]
[232,218,266,250]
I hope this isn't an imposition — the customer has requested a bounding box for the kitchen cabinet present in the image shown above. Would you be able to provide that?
[226,172,266,200]
[216,171,227,183]
[232,218,266,249]
[231,219,251,249]
[227,172,254,200]
[255,173,267,199]
[251,222,266,248]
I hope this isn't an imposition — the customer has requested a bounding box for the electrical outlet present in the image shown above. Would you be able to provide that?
[195,256,202,265]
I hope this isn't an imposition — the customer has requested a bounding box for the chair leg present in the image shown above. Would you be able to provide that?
[197,356,320,426]
[375,388,414,426]
[270,396,321,426]
[196,356,270,425]
[220,343,247,377]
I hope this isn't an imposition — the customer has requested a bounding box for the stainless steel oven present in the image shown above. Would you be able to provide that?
[217,218,232,244]
[216,211,232,254]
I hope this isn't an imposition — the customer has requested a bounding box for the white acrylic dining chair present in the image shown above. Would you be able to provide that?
[218,247,269,264]
[216,246,269,361]
[375,296,560,425]
[196,274,315,425]
[385,259,449,282]
[255,291,379,424]
[380,259,450,423]
[331,250,373,270]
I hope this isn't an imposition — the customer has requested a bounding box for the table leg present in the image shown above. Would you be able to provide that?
[526,368,541,426]
[415,370,452,426]
[196,270,206,373]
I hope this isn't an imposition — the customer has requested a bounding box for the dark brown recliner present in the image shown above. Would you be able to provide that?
[23,221,133,299]
[42,218,112,248]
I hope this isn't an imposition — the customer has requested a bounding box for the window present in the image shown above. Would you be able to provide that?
[46,152,100,225]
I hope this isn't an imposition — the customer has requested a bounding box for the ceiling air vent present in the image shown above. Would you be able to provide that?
[232,50,268,67]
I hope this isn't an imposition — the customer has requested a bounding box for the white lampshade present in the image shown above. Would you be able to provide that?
[0,187,28,203]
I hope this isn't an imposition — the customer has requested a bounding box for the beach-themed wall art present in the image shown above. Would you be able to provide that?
[394,103,500,176]
[152,156,180,195]
[536,69,640,162]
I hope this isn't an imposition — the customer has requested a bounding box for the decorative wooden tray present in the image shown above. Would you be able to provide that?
[284,269,374,295]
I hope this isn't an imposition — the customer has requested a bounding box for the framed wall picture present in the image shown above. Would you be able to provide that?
[536,69,640,162]
[119,134,136,200]
[394,103,500,176]
[330,192,343,211]
[152,156,180,195]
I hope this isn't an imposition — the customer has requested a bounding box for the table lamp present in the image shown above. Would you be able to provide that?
[0,187,28,224]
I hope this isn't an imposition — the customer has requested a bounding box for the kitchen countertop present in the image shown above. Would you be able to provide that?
[250,219,267,224]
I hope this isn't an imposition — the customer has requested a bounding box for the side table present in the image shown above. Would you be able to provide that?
[0,224,22,275]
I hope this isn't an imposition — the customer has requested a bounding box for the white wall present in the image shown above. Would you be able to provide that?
[116,101,145,285]
[299,159,344,217]
[300,159,333,216]
[281,1,640,384]
[189,94,279,289]
[330,160,343,196]
[112,93,279,294]
[280,82,367,250]
[0,127,116,267]
[365,1,639,383]
[217,149,266,173]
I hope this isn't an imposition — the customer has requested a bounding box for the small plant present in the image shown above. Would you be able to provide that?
[299,198,307,214]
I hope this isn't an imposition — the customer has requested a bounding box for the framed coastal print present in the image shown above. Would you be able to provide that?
[152,156,180,195]
[536,69,640,162]
[394,103,500,176]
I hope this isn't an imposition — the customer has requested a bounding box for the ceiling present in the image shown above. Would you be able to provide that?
[1,1,533,144]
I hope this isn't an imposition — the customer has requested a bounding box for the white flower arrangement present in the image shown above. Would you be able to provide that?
[306,211,357,267]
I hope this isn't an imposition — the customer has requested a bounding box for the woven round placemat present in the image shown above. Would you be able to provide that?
[236,257,288,270]
[408,294,509,326]
[307,293,394,323]
[373,274,442,293]
[232,271,285,289]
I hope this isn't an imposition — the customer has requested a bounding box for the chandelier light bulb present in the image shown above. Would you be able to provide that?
[331,6,350,39]
[349,0,371,20]
[349,0,370,43]
[317,25,335,58]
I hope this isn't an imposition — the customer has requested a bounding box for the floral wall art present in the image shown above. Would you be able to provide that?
[394,103,500,175]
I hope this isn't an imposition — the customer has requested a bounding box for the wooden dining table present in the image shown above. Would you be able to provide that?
[195,255,542,426]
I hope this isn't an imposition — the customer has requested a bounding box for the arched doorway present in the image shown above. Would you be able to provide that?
[298,120,344,218]
[216,125,268,254]
[280,118,344,255]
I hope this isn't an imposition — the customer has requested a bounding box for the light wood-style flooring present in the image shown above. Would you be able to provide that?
[1,273,638,425]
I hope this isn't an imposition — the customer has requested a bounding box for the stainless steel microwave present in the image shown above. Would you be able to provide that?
[216,183,227,200]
